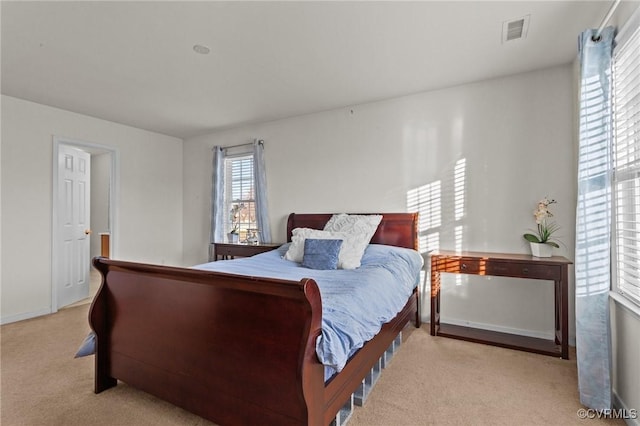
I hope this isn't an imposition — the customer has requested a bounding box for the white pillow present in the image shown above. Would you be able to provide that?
[323,214,383,268]
[324,214,382,238]
[284,228,362,269]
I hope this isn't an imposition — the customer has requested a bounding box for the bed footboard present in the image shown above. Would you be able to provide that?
[90,257,325,426]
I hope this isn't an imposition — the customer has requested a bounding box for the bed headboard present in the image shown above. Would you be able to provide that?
[286,213,419,250]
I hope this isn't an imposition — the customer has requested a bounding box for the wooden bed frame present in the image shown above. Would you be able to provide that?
[89,212,420,425]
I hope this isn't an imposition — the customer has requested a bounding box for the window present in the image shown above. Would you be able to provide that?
[612,22,640,305]
[224,154,257,241]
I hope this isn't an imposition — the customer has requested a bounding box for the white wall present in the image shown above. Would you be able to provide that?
[184,65,577,341]
[1,95,184,323]
[611,298,640,422]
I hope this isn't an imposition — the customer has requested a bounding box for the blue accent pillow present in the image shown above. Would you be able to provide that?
[302,239,343,270]
[74,331,96,358]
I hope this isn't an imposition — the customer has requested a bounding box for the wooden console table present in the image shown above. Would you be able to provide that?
[430,250,572,359]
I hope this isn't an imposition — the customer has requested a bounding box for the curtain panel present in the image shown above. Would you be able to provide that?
[253,140,272,243]
[210,146,226,244]
[575,26,615,410]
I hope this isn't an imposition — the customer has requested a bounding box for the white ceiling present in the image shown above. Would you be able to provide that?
[1,1,613,139]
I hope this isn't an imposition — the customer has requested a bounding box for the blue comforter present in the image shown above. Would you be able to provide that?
[193,243,423,377]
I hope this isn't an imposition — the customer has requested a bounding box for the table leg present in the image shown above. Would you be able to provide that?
[430,269,440,336]
[555,279,560,344]
[561,268,569,359]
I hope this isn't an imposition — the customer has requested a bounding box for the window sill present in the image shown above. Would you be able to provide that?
[609,291,640,320]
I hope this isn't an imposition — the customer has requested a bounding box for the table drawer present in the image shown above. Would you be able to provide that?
[485,262,560,280]
[218,246,242,256]
[431,257,483,274]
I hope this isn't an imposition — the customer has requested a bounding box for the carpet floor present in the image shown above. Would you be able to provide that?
[1,304,622,426]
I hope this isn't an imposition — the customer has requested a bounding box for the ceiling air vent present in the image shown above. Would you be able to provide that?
[502,15,530,43]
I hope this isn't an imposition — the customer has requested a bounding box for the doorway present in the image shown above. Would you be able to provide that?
[52,137,118,311]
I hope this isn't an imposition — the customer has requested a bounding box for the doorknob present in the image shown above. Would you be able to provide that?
[85,229,92,235]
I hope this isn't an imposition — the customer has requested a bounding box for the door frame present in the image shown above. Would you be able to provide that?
[52,136,119,312]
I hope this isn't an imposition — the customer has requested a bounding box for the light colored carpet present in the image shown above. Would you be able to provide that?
[1,304,622,426]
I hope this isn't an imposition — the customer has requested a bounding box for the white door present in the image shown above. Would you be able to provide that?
[57,145,91,308]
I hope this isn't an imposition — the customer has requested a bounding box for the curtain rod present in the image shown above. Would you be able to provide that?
[212,139,264,151]
[594,0,621,40]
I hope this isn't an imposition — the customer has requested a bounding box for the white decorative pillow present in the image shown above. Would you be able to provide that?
[323,214,383,268]
[284,228,351,265]
[324,214,383,238]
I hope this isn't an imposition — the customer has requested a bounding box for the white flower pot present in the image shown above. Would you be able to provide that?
[227,232,239,244]
[530,242,553,257]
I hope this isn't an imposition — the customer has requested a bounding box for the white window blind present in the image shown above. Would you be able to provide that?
[613,23,640,305]
[224,154,256,240]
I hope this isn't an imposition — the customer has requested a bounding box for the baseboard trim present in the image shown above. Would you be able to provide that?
[1,307,52,325]
[440,317,556,342]
[613,390,639,426]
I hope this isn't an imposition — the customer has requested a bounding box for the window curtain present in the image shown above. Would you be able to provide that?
[575,26,615,410]
[253,139,272,243]
[210,146,226,244]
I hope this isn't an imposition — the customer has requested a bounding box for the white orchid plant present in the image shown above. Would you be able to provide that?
[523,197,561,248]
[229,203,245,234]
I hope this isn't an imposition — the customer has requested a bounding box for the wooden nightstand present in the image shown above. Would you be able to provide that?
[210,242,282,261]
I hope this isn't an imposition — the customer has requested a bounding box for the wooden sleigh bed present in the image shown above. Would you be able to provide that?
[89,212,421,425]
